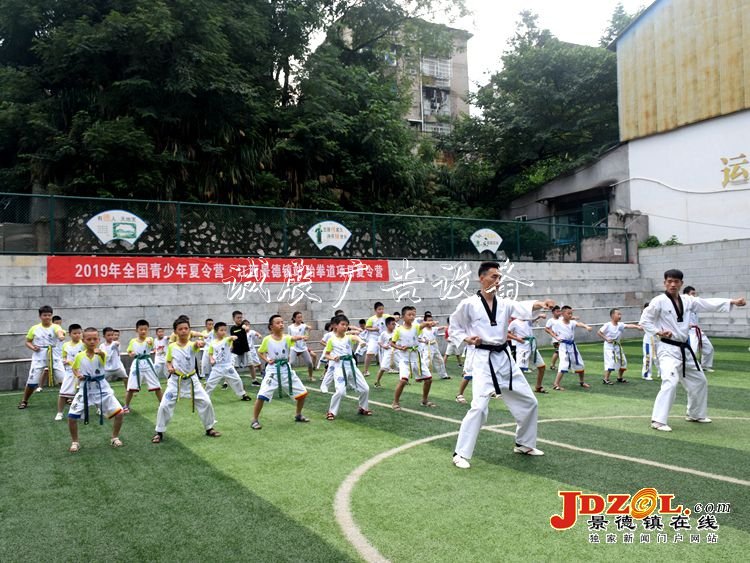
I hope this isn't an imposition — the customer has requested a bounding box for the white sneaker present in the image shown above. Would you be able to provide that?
[455,394,467,404]
[686,417,712,423]
[514,445,544,456]
[651,422,672,431]
[54,412,64,421]
[452,454,471,469]
[642,376,653,381]
[35,387,43,393]
[703,368,715,373]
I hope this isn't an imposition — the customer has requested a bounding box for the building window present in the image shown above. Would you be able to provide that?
[421,56,451,80]
[423,122,452,136]
[423,87,451,117]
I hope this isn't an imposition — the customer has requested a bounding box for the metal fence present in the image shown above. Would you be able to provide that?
[0,192,630,262]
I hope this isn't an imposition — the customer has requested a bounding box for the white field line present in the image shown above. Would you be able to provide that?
[324,385,750,562]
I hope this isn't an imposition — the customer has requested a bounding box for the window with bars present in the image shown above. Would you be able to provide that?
[421,56,451,80]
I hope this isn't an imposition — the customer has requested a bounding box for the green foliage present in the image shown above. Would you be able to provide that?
[446,10,619,213]
[638,234,681,248]
[599,2,644,47]
[638,235,661,248]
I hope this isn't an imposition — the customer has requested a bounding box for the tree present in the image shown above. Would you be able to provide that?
[0,0,279,202]
[599,2,643,47]
[445,10,619,210]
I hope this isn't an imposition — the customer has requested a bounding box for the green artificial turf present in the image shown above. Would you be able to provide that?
[1,338,748,561]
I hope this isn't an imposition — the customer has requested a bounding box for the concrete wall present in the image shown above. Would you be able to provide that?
[628,110,750,244]
[638,239,750,337]
[0,256,652,389]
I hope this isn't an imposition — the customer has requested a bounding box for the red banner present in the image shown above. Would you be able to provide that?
[47,256,390,285]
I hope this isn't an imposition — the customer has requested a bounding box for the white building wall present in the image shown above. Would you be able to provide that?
[628,109,750,244]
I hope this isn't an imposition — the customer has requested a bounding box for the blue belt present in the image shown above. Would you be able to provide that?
[561,339,581,367]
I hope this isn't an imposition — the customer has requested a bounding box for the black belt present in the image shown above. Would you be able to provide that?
[660,337,700,377]
[476,342,513,393]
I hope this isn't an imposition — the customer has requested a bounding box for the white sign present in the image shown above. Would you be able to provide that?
[307,221,352,250]
[470,228,503,254]
[87,210,148,244]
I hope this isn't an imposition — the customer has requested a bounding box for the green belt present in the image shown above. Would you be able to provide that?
[174,370,196,412]
[339,354,357,387]
[274,359,293,398]
[134,353,155,389]
[83,375,106,425]
[524,336,537,358]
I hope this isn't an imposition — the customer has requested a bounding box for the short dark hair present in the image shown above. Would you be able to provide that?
[393,311,400,316]
[39,305,53,315]
[561,305,572,312]
[268,314,282,329]
[332,314,349,326]
[551,305,560,312]
[609,308,619,317]
[683,286,695,294]
[52,315,62,323]
[241,320,250,327]
[156,327,164,332]
[173,317,190,330]
[334,309,344,316]
[103,327,114,336]
[385,316,396,326]
[214,321,227,330]
[232,310,243,317]
[83,327,98,335]
[374,302,384,309]
[664,269,683,280]
[205,318,213,324]
[643,303,650,309]
[136,319,149,329]
[401,305,416,316]
[68,323,82,332]
[423,313,433,320]
[358,318,366,325]
[478,261,500,277]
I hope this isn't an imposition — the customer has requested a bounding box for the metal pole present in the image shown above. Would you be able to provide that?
[48,195,55,254]
[371,214,377,257]
[175,202,182,255]
[282,208,288,256]
[449,218,455,259]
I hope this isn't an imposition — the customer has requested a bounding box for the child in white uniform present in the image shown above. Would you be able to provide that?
[391,306,434,410]
[374,317,397,388]
[288,312,316,382]
[597,308,642,385]
[67,327,125,452]
[243,321,263,385]
[508,315,547,393]
[419,313,449,380]
[251,315,310,429]
[199,319,215,379]
[325,314,372,420]
[551,306,593,391]
[153,328,169,380]
[100,327,127,384]
[205,322,251,400]
[56,324,84,420]
[152,317,221,443]
[18,305,66,410]
[124,319,162,413]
